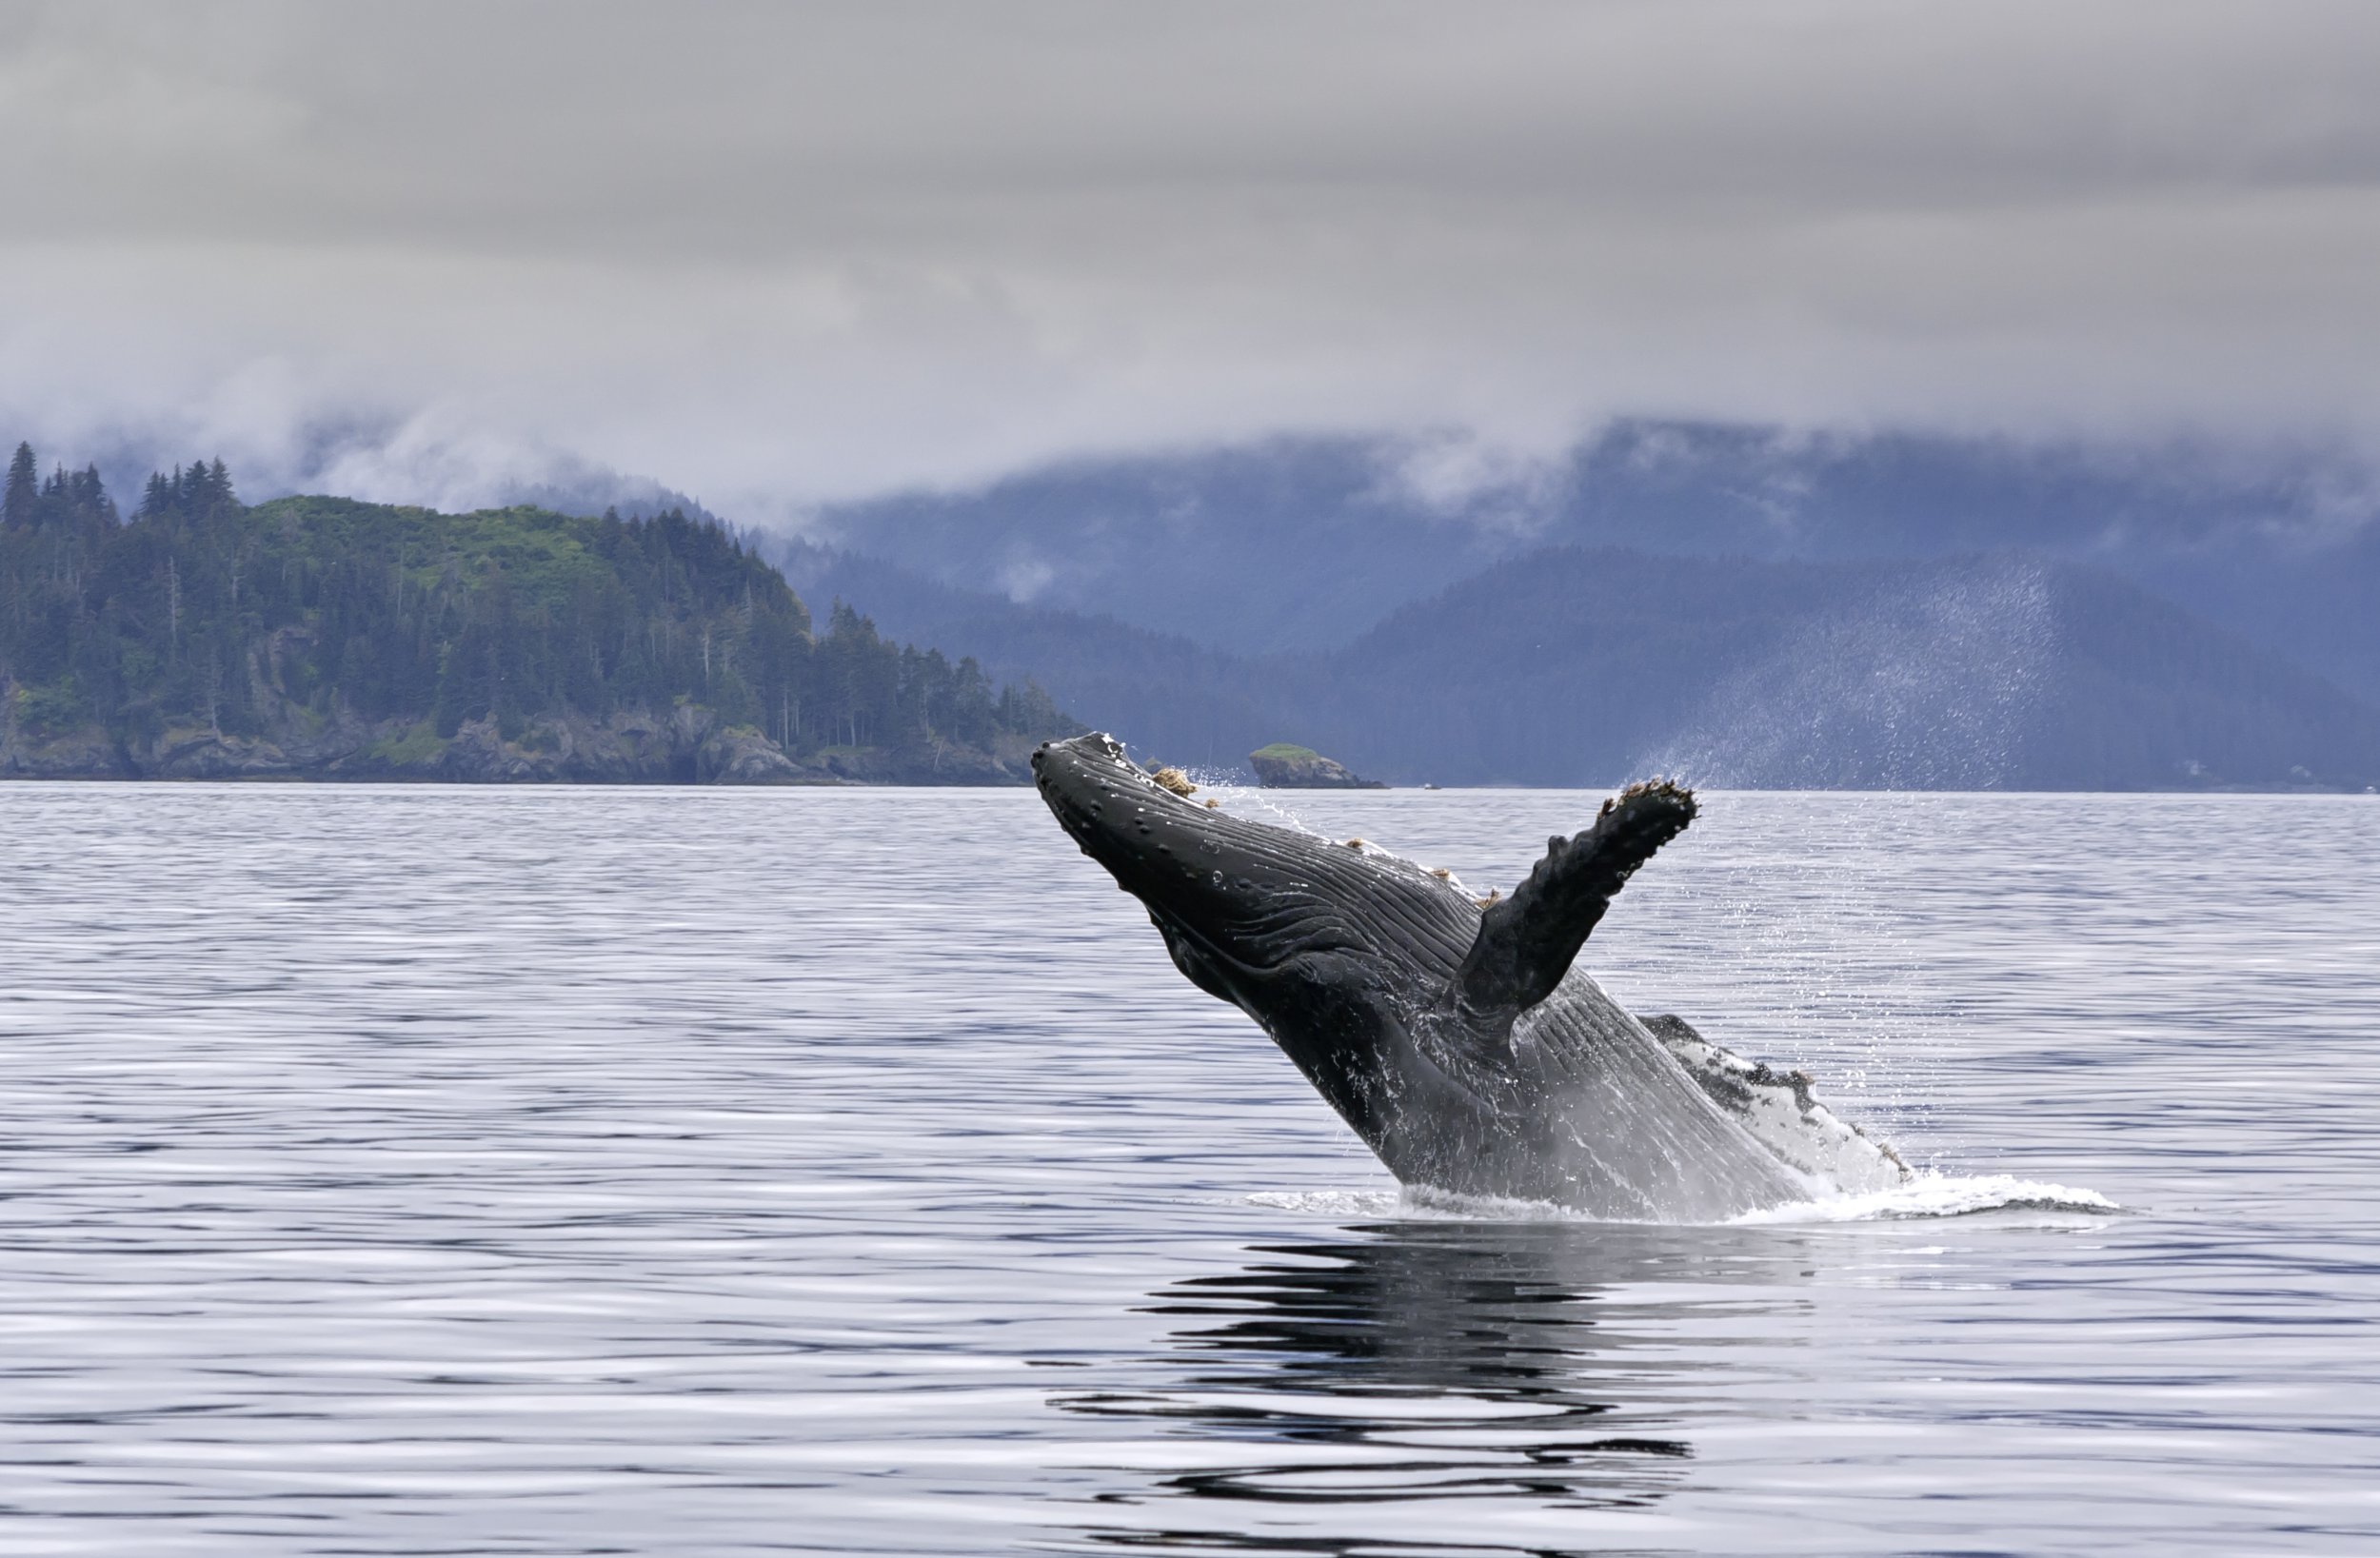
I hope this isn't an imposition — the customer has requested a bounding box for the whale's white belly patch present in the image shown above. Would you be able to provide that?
[1639,1014,1910,1194]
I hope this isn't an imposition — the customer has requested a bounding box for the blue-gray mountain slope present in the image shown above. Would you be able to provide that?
[808,424,2380,705]
[788,542,2380,791]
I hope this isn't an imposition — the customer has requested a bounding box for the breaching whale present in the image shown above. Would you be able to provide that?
[1032,733,1907,1220]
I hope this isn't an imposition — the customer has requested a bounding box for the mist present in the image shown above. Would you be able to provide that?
[6,0,2380,519]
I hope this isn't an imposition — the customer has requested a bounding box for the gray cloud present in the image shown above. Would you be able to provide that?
[5,0,2379,515]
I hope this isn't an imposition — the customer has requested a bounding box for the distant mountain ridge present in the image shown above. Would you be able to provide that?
[776,543,1279,762]
[804,423,2380,705]
[783,540,2380,791]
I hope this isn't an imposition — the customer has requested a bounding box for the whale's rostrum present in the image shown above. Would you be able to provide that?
[1032,732,1907,1220]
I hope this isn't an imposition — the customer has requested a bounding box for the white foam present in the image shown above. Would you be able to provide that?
[1245,1188,1408,1217]
[1732,1171,2117,1224]
[1245,1186,1599,1222]
[1246,1171,2115,1226]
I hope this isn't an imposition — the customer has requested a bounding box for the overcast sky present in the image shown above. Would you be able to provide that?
[4,0,2378,518]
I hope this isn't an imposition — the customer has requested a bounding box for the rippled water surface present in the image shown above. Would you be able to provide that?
[2,783,2376,1555]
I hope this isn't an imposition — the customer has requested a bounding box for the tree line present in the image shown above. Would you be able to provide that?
[1,443,1077,769]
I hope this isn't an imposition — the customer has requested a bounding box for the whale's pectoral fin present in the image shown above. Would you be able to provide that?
[1453,779,1696,1017]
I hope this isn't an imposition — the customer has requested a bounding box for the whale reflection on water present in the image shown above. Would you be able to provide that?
[1052,1220,1821,1551]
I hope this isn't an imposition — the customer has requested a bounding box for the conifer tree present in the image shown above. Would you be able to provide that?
[4,442,36,527]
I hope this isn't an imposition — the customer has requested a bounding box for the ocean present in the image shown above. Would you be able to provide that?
[1,782,2374,1554]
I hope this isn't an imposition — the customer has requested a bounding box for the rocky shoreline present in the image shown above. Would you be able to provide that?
[1,700,1039,786]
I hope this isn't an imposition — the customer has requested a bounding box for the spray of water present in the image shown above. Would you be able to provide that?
[1642,561,2056,790]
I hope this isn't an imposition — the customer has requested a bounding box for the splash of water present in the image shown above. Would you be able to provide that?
[1734,1171,2116,1223]
[1247,1170,2112,1226]
[1643,560,2056,790]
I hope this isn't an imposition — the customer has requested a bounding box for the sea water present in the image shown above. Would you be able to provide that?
[0,783,2373,1555]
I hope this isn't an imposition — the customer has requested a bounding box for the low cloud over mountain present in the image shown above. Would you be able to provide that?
[10,3,2380,516]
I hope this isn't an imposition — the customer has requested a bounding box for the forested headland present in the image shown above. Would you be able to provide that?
[0,444,1078,783]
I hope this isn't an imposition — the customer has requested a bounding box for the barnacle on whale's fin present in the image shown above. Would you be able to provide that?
[1453,779,1696,1017]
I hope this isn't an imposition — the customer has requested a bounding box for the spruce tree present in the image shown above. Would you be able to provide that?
[4,442,36,527]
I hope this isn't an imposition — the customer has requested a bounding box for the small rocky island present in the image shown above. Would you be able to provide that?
[1248,742,1387,789]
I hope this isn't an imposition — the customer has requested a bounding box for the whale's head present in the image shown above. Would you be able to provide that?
[1034,732,1476,1014]
[1032,733,1696,1139]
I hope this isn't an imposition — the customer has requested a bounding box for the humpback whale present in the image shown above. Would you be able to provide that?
[1033,733,1907,1220]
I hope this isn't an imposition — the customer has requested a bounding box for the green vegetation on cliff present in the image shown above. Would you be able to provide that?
[1246,742,1383,789]
[0,445,1077,781]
